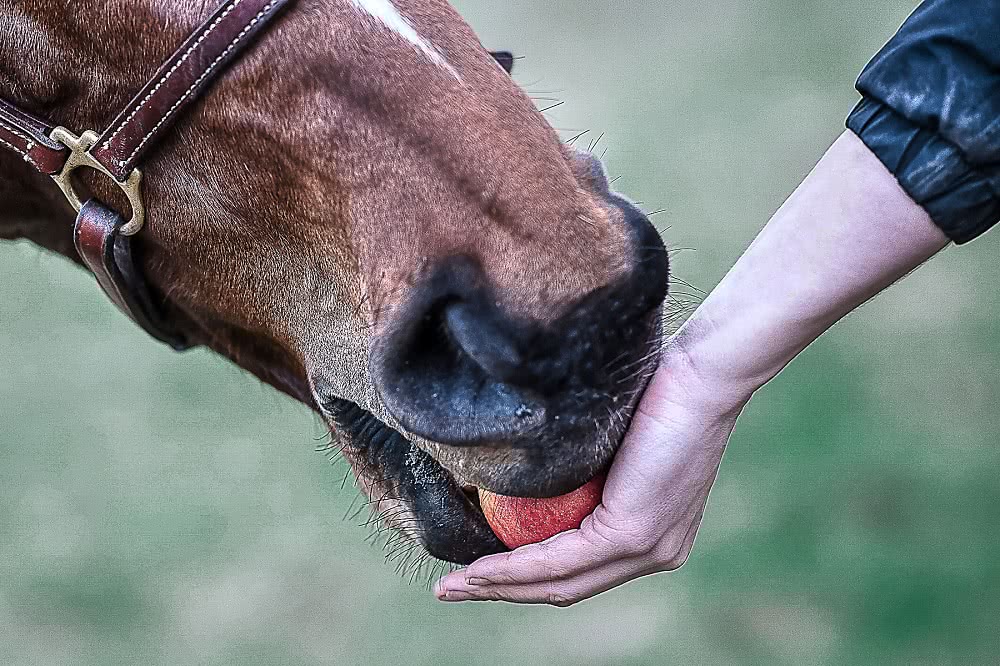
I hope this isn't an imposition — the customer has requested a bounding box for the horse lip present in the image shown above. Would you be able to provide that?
[322,398,507,564]
[377,375,550,448]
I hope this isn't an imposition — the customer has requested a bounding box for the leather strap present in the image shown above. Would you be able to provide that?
[0,0,291,349]
[0,98,69,174]
[74,200,191,351]
[0,0,289,180]
[91,0,289,180]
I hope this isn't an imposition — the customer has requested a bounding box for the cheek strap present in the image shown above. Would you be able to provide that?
[74,199,191,351]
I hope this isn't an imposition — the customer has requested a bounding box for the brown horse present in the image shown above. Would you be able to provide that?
[0,0,668,564]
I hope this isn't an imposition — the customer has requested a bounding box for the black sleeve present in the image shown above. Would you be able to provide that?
[846,0,1000,244]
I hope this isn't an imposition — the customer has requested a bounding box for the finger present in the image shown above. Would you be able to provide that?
[437,557,654,606]
[438,515,624,589]
[434,531,589,592]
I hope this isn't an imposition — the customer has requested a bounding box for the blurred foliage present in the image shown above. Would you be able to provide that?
[2,1,998,664]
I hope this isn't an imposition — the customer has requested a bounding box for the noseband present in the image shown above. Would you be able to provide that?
[0,0,290,350]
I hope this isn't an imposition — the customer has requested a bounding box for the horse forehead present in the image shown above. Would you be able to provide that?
[347,0,460,79]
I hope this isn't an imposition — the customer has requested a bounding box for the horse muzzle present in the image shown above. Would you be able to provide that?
[368,193,669,498]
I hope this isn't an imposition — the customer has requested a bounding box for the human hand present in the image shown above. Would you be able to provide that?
[433,132,949,606]
[433,339,748,606]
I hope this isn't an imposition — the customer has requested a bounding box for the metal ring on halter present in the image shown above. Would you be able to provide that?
[49,127,145,236]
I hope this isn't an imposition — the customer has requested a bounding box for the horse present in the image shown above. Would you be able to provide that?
[0,0,669,565]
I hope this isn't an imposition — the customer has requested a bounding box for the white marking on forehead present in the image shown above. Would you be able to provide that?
[350,0,461,80]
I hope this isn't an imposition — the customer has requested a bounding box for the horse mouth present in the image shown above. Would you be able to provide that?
[319,338,658,565]
[322,400,508,564]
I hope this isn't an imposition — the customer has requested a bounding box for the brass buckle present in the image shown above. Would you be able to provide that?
[50,127,145,236]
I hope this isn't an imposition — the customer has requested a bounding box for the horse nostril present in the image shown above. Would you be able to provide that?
[371,265,547,447]
[444,301,525,385]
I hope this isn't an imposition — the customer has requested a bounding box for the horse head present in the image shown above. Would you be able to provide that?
[0,0,668,564]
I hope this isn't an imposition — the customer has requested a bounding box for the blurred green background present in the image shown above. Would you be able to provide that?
[2,1,998,664]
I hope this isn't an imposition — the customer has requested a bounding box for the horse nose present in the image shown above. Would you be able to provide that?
[371,258,550,447]
[371,202,668,449]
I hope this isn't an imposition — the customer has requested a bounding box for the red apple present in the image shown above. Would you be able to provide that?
[479,473,606,549]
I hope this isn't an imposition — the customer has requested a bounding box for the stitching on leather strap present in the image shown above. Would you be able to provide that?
[2,122,36,148]
[0,135,27,157]
[0,134,42,170]
[99,0,245,152]
[119,1,277,168]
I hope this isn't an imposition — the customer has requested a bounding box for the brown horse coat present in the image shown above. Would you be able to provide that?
[0,0,668,563]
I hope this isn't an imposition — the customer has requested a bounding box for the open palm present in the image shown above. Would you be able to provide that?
[434,345,745,606]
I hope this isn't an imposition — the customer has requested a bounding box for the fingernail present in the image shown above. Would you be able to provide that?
[440,590,476,602]
[466,577,489,586]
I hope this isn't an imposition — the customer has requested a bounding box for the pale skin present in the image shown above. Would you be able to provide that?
[433,130,951,605]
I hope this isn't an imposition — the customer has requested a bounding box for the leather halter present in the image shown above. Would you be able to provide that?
[0,0,290,350]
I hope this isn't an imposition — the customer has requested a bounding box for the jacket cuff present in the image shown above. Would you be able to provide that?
[847,97,1000,244]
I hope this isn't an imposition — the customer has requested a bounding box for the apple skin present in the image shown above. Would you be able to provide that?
[478,473,606,549]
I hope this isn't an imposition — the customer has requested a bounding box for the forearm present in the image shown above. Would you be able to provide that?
[675,131,949,404]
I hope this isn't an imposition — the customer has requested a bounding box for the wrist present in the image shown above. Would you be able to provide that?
[670,307,796,399]
[656,329,758,418]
